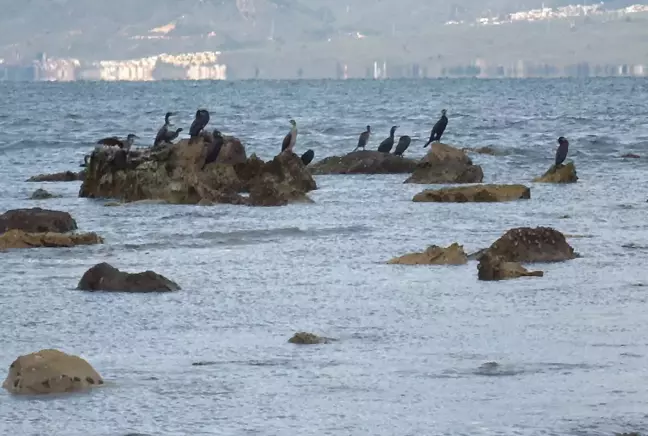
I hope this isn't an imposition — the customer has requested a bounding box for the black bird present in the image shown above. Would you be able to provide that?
[378,126,398,153]
[393,135,412,157]
[189,109,210,143]
[555,136,569,166]
[423,109,448,147]
[97,133,139,151]
[154,111,181,146]
[300,149,315,166]
[353,125,371,151]
[202,129,224,169]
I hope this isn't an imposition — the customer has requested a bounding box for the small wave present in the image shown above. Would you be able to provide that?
[196,225,368,245]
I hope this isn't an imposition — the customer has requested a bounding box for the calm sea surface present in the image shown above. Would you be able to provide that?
[1,78,648,436]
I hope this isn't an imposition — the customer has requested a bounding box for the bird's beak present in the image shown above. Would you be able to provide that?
[134,135,140,139]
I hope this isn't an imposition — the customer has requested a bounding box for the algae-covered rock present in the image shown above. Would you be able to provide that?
[412,184,530,203]
[404,142,484,184]
[388,243,468,265]
[533,162,578,183]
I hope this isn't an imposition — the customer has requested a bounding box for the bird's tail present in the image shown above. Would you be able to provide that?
[423,141,431,148]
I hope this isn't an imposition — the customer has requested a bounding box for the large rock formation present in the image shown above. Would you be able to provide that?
[77,262,180,292]
[79,139,316,206]
[388,243,468,265]
[308,150,418,175]
[3,349,104,395]
[485,227,576,263]
[412,184,530,203]
[0,229,102,250]
[477,252,544,281]
[0,208,77,234]
[27,170,84,182]
[404,143,484,184]
[533,162,578,183]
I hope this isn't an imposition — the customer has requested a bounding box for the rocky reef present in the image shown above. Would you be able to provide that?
[27,170,85,182]
[79,138,317,207]
[412,184,530,203]
[387,243,468,265]
[308,150,418,175]
[533,162,578,183]
[3,349,104,395]
[404,143,484,184]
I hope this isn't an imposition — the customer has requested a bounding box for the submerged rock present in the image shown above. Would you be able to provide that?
[0,208,77,234]
[477,251,544,281]
[621,153,640,159]
[3,349,104,395]
[412,184,530,203]
[485,226,576,263]
[79,139,316,207]
[288,332,334,344]
[461,146,500,156]
[77,262,180,292]
[0,229,103,250]
[404,143,484,184]
[30,188,60,200]
[533,162,578,183]
[388,243,468,265]
[27,170,84,182]
[308,150,418,175]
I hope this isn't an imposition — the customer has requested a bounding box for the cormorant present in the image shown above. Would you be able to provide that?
[555,136,569,166]
[80,154,90,167]
[300,149,315,166]
[202,130,224,169]
[353,125,371,151]
[189,109,210,143]
[393,135,412,157]
[378,126,398,153]
[154,111,180,146]
[281,119,298,153]
[97,133,139,151]
[423,109,448,147]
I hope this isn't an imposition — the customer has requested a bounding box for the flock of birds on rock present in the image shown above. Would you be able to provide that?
[93,107,571,168]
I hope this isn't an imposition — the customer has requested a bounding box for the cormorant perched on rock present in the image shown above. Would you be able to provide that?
[353,126,371,151]
[424,109,448,147]
[555,137,569,166]
[378,126,398,153]
[154,112,181,146]
[97,134,139,151]
[282,119,298,153]
[393,135,412,157]
[189,109,210,143]
[300,149,315,166]
[202,129,224,169]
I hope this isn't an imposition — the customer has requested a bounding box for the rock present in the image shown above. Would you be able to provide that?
[27,171,84,182]
[309,150,418,175]
[533,162,578,183]
[0,229,103,250]
[621,153,640,159]
[485,227,576,263]
[462,146,499,155]
[388,243,468,265]
[477,252,544,281]
[30,188,60,200]
[412,184,530,203]
[79,139,315,206]
[0,208,77,234]
[77,262,180,292]
[288,332,333,344]
[404,143,484,184]
[2,349,104,395]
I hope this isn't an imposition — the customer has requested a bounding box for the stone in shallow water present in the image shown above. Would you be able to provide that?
[77,262,181,292]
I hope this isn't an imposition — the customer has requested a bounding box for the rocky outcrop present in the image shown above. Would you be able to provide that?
[30,188,60,200]
[79,139,316,207]
[485,227,576,263]
[288,332,334,344]
[77,262,180,292]
[0,208,77,234]
[477,252,544,281]
[404,143,484,184]
[27,171,84,182]
[412,184,530,203]
[309,150,418,175]
[388,243,468,265]
[533,162,578,183]
[3,349,104,395]
[0,229,103,250]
